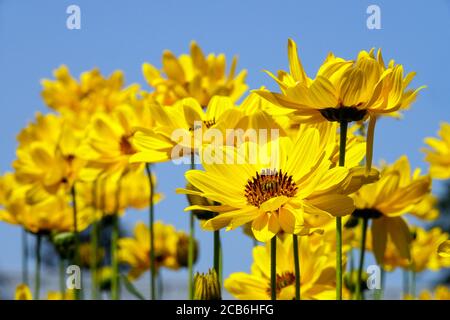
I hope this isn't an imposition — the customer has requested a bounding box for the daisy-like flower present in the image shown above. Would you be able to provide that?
[256,39,423,124]
[77,104,162,180]
[351,156,431,265]
[365,226,450,272]
[0,173,91,234]
[118,221,193,280]
[130,96,244,164]
[178,128,361,242]
[423,122,450,179]
[225,234,340,300]
[142,41,247,106]
[41,65,139,125]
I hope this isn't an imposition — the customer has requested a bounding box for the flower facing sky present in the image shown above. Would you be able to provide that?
[142,41,247,106]
[178,128,366,242]
[351,156,431,265]
[255,39,423,123]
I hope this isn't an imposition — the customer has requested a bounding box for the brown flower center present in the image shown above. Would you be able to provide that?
[266,272,296,297]
[120,135,135,155]
[245,169,297,208]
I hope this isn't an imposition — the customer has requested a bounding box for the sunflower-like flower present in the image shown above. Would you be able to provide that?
[77,103,159,180]
[13,113,85,202]
[225,234,340,300]
[41,65,139,125]
[366,226,450,272]
[76,168,162,217]
[130,96,245,163]
[256,39,423,124]
[118,221,194,280]
[351,156,431,265]
[423,122,450,179]
[142,41,247,106]
[0,173,91,234]
[178,128,367,242]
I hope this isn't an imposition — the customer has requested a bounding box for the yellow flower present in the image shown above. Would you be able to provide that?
[41,65,139,125]
[407,286,450,300]
[0,173,91,234]
[118,221,192,279]
[178,128,360,242]
[423,122,450,179]
[13,113,85,201]
[225,234,339,300]
[77,104,156,180]
[366,227,450,272]
[352,156,431,264]
[193,269,221,300]
[15,284,32,300]
[256,39,423,123]
[76,168,162,217]
[142,41,247,106]
[47,290,75,300]
[130,96,244,164]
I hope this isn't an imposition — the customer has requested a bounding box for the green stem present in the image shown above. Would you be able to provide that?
[22,229,29,285]
[90,220,99,300]
[59,256,65,294]
[293,234,301,300]
[145,163,156,300]
[213,230,222,286]
[355,217,368,300]
[71,184,82,300]
[34,234,41,300]
[188,153,196,299]
[270,236,277,300]
[111,214,120,300]
[403,269,410,297]
[336,119,348,300]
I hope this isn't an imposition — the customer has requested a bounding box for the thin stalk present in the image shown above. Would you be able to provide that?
[34,234,42,300]
[213,230,222,286]
[59,257,65,294]
[270,235,277,300]
[145,163,156,300]
[411,270,416,299]
[90,220,99,299]
[403,269,410,297]
[336,119,348,300]
[71,184,82,300]
[111,214,120,300]
[355,217,368,300]
[111,175,123,300]
[22,229,29,285]
[293,234,301,300]
[188,152,196,299]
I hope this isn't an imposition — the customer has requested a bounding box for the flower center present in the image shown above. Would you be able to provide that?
[266,272,296,297]
[189,119,216,132]
[120,135,135,155]
[245,169,297,208]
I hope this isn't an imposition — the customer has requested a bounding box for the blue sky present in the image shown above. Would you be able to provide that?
[0,0,449,298]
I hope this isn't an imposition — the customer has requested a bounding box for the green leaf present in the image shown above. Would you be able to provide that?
[121,274,146,300]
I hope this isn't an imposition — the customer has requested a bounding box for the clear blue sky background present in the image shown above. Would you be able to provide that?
[0,0,449,298]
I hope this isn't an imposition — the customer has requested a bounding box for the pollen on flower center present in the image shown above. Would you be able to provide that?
[120,135,135,155]
[245,169,297,208]
[189,118,216,132]
[266,272,296,296]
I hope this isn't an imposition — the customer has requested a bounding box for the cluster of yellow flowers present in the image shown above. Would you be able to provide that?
[1,40,449,300]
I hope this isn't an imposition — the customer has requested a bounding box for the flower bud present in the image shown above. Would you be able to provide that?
[176,233,198,267]
[185,183,216,220]
[193,269,221,300]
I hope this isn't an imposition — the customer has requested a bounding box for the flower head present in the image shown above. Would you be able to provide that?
[143,42,247,106]
[423,122,450,179]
